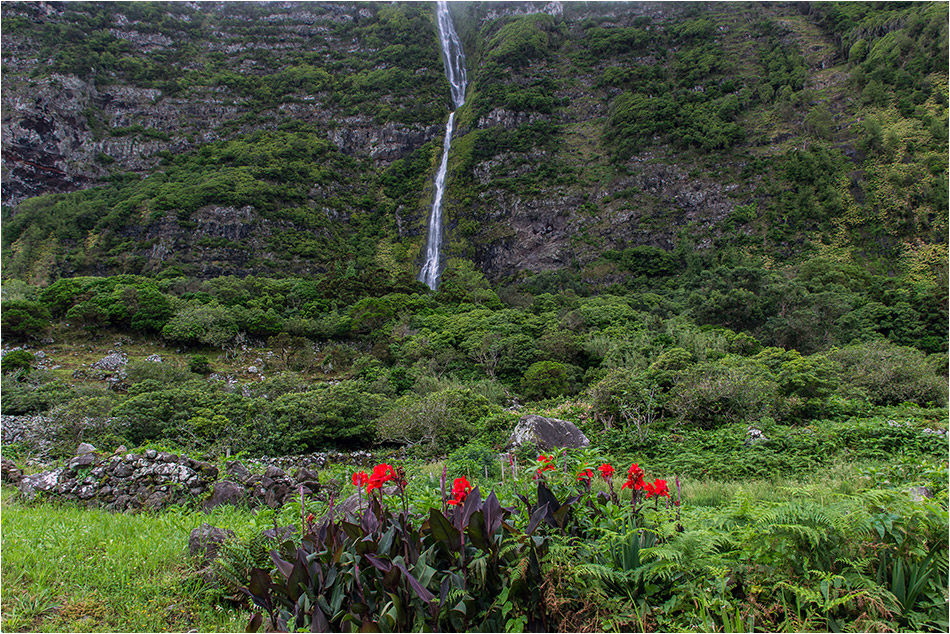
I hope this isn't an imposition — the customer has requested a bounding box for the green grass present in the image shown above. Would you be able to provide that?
[0,488,256,632]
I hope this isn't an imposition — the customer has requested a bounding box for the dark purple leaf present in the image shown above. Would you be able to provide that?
[271,551,294,580]
[395,562,436,604]
[246,613,262,633]
[364,553,392,573]
[312,605,329,633]
[526,503,549,536]
[428,507,461,551]
[460,486,482,529]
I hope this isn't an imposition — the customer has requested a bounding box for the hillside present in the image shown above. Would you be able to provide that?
[2,4,948,632]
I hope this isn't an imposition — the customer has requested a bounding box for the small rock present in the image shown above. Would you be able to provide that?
[744,427,769,448]
[908,486,934,502]
[226,460,251,482]
[264,465,285,480]
[76,442,97,456]
[114,445,127,455]
[18,468,64,500]
[248,366,258,374]
[1,458,24,484]
[68,453,97,470]
[202,480,247,511]
[294,467,320,485]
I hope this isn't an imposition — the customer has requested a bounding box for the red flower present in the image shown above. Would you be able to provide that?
[622,463,645,491]
[447,476,472,506]
[598,463,615,480]
[366,463,397,492]
[535,454,556,478]
[305,513,315,524]
[352,471,369,488]
[576,469,594,482]
[642,481,657,498]
[653,478,670,498]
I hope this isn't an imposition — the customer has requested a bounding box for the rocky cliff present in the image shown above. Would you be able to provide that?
[2,1,946,284]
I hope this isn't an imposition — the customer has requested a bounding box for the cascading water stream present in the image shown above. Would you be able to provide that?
[419,0,468,290]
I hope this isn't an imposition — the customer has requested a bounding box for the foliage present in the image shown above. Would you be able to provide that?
[242,484,555,632]
[2,350,35,374]
[376,388,496,457]
[669,356,778,429]
[269,383,389,453]
[830,339,948,407]
[1,300,52,339]
[520,360,580,401]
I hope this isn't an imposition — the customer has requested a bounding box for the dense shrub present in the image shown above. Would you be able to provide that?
[669,356,778,428]
[445,440,502,481]
[161,301,239,348]
[830,339,948,406]
[0,371,76,415]
[270,383,388,452]
[520,360,580,400]
[188,354,212,375]
[0,300,51,339]
[376,388,496,456]
[1,350,35,374]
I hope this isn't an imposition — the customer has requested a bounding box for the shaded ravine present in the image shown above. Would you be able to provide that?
[419,0,468,290]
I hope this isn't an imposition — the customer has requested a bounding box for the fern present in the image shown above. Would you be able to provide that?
[213,530,276,599]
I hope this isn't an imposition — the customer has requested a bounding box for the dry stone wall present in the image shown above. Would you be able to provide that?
[5,448,326,513]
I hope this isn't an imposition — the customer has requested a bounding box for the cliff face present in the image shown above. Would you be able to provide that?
[2,1,946,284]
[2,1,443,205]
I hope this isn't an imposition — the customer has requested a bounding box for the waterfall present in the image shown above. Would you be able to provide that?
[419,0,468,290]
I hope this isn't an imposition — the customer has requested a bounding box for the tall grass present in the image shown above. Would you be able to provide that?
[1,488,255,632]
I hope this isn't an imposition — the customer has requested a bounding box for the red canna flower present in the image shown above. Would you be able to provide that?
[535,454,556,479]
[447,476,472,506]
[305,512,315,524]
[366,463,397,492]
[621,463,645,491]
[576,469,595,482]
[642,481,657,498]
[352,471,369,488]
[598,463,615,480]
[653,478,670,498]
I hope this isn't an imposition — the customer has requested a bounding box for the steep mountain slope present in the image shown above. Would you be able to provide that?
[1,1,947,287]
[444,1,947,281]
[2,1,448,282]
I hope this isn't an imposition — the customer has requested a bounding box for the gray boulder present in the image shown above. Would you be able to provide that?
[225,460,251,482]
[18,468,64,500]
[202,480,247,511]
[1,458,23,484]
[76,442,97,455]
[189,524,235,565]
[507,414,590,451]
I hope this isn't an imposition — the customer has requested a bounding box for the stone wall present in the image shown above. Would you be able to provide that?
[12,448,219,512]
[4,445,337,513]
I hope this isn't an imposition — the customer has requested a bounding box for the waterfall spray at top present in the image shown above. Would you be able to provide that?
[419,0,468,290]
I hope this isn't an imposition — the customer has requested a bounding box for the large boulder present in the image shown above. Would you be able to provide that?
[507,414,590,451]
